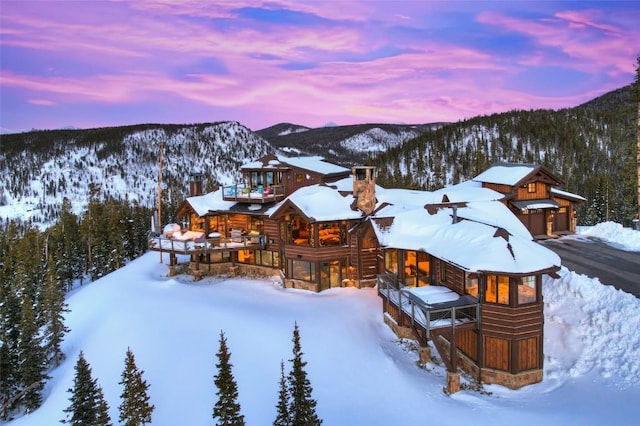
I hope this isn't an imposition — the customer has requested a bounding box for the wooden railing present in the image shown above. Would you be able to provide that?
[377,273,479,344]
[148,233,268,254]
[221,184,286,203]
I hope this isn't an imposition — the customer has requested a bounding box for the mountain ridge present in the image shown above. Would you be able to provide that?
[0,84,635,227]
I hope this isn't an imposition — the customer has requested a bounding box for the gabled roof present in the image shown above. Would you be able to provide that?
[242,154,349,176]
[269,184,362,222]
[473,163,563,187]
[372,202,559,274]
[551,187,587,202]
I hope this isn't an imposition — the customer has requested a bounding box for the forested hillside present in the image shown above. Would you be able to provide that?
[256,122,438,165]
[372,85,637,226]
[0,122,269,226]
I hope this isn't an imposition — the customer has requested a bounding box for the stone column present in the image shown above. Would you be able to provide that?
[447,371,461,394]
[418,346,431,365]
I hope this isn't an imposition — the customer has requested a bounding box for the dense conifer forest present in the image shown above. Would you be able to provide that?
[372,84,638,226]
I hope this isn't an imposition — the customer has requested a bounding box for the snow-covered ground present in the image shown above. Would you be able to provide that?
[6,223,640,425]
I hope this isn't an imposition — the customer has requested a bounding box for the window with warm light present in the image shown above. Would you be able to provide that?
[385,249,398,274]
[289,259,315,282]
[517,275,537,304]
[465,275,479,297]
[527,182,537,193]
[485,275,510,305]
[296,173,303,183]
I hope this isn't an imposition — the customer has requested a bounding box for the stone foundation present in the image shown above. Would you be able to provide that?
[383,314,415,340]
[447,372,461,394]
[480,368,543,390]
[418,345,431,365]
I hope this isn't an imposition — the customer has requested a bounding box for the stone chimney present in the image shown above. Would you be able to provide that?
[189,171,204,197]
[352,166,376,215]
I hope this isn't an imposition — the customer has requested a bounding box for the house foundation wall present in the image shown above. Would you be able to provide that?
[382,315,541,390]
[480,368,543,389]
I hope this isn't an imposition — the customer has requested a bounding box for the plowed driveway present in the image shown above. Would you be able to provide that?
[540,236,640,298]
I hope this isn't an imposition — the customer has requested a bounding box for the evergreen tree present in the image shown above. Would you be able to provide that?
[287,323,322,426]
[42,256,69,366]
[118,348,154,426]
[16,294,48,413]
[273,360,290,426]
[95,386,113,426]
[212,330,244,426]
[62,351,112,426]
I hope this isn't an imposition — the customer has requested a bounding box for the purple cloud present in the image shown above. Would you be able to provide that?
[1,1,637,132]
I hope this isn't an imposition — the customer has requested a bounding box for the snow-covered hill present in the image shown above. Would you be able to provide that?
[4,224,639,425]
[339,126,424,153]
[0,122,269,226]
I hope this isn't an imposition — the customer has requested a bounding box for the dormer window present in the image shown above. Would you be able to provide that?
[527,183,536,193]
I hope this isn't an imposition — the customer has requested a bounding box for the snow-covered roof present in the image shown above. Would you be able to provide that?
[272,184,363,221]
[511,199,561,211]
[373,201,559,274]
[184,189,236,217]
[551,187,587,202]
[473,164,538,186]
[242,155,349,175]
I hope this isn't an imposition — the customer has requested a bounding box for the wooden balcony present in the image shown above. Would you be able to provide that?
[221,184,286,203]
[148,233,268,255]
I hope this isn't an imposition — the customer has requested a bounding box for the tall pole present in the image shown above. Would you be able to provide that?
[158,141,163,262]
[636,56,640,229]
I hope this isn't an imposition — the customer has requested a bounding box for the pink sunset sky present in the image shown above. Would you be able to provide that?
[1,0,638,133]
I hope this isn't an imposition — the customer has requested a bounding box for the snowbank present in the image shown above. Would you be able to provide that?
[579,221,640,251]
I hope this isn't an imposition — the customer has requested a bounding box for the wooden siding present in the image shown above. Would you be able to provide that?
[516,182,549,200]
[481,182,511,194]
[435,259,465,294]
[456,329,478,361]
[283,244,350,260]
[263,219,280,252]
[484,336,510,371]
[517,336,540,371]
[480,303,543,338]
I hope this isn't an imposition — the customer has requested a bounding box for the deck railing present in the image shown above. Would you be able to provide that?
[148,233,268,254]
[377,273,479,342]
[221,184,286,203]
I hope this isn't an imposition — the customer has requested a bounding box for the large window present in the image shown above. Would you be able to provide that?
[287,216,311,246]
[404,251,430,287]
[485,275,510,305]
[318,222,346,246]
[238,249,254,264]
[517,276,537,304]
[320,259,346,290]
[289,259,315,282]
[384,249,398,274]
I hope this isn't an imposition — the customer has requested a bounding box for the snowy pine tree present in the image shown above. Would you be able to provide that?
[273,360,290,426]
[62,351,112,425]
[118,348,154,426]
[17,293,48,413]
[212,330,244,426]
[42,256,69,366]
[287,323,322,426]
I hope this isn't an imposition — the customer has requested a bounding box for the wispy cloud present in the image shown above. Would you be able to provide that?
[1,1,637,131]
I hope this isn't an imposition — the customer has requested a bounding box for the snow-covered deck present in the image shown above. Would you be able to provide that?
[377,274,478,341]
[221,184,286,203]
[148,234,267,255]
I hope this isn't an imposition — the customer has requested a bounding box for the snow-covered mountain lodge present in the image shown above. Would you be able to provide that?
[149,154,585,392]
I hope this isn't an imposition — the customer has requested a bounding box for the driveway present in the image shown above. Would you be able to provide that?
[539,236,640,298]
